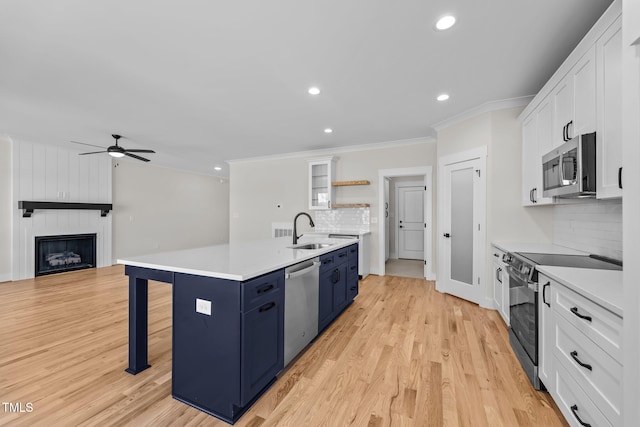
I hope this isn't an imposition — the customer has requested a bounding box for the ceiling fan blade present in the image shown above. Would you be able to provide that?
[124,149,156,153]
[79,151,108,155]
[125,152,151,162]
[71,141,107,149]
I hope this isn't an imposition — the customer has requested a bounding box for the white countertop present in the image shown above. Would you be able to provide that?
[492,241,587,255]
[117,236,357,281]
[536,266,623,317]
[306,230,371,236]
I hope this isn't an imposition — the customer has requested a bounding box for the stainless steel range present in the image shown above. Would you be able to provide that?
[503,252,622,390]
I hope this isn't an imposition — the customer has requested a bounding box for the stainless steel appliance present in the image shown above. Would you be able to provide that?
[504,252,621,390]
[542,133,596,198]
[284,257,320,366]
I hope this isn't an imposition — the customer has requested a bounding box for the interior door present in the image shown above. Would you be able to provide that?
[384,178,390,261]
[397,186,424,260]
[438,157,486,305]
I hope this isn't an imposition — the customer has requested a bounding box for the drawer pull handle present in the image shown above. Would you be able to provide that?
[257,284,274,294]
[542,282,550,307]
[350,286,357,291]
[259,302,276,313]
[350,265,357,271]
[570,351,593,371]
[323,259,333,265]
[338,253,347,258]
[570,307,592,322]
[570,404,592,427]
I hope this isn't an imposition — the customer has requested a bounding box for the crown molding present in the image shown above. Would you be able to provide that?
[431,96,533,132]
[226,136,436,164]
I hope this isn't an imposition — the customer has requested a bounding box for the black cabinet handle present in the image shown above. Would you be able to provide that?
[332,269,341,283]
[618,167,623,189]
[259,302,276,312]
[570,351,593,371]
[350,286,357,291]
[532,188,537,203]
[570,307,592,322]
[323,259,333,265]
[563,123,567,141]
[256,284,274,294]
[567,120,573,140]
[570,404,592,427]
[338,253,347,258]
[350,247,357,253]
[496,267,502,284]
[494,253,499,258]
[350,265,357,271]
[543,282,550,307]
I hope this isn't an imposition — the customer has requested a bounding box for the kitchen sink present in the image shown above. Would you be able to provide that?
[288,243,334,250]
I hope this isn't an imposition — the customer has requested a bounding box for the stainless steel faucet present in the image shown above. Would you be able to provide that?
[293,212,315,244]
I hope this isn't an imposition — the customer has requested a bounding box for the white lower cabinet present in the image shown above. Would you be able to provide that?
[543,277,623,427]
[491,245,509,325]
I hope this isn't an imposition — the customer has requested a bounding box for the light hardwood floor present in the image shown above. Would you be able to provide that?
[0,266,567,426]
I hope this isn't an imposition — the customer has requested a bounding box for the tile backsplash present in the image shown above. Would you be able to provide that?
[553,199,622,261]
[314,207,370,233]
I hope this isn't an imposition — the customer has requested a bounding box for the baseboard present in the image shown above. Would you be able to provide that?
[0,273,12,283]
[480,296,495,310]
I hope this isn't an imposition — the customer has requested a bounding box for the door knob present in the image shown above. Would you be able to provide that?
[443,233,451,238]
[399,225,403,228]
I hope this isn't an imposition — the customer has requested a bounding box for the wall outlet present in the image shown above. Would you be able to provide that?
[196,298,212,316]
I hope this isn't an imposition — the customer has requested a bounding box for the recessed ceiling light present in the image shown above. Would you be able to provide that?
[308,87,321,95]
[324,128,333,134]
[435,15,456,31]
[214,166,222,171]
[437,94,450,102]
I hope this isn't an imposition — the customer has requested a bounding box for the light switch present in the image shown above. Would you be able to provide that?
[196,298,212,315]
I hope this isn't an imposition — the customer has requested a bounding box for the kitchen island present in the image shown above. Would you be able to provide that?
[117,237,359,424]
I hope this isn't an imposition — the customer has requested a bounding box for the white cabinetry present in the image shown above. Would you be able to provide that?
[520,2,621,202]
[596,17,623,199]
[522,102,554,206]
[308,157,335,210]
[491,245,509,325]
[538,274,554,391]
[546,278,623,427]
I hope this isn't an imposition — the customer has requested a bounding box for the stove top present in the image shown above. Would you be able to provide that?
[517,252,622,270]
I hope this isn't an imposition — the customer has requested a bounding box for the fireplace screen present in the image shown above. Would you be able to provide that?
[35,234,97,276]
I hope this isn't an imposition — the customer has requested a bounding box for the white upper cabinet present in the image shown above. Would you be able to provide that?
[519,1,621,202]
[553,46,597,147]
[308,157,335,210]
[522,100,554,206]
[596,17,623,199]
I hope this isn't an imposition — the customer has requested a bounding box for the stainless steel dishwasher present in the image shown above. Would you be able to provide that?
[284,257,320,366]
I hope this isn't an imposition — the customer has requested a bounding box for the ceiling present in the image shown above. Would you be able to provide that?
[1,0,613,176]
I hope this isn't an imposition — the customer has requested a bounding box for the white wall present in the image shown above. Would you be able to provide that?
[0,138,12,282]
[112,160,229,259]
[436,106,554,303]
[229,140,437,275]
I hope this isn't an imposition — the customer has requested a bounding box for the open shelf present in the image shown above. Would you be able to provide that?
[332,180,370,186]
[18,201,113,217]
[332,203,370,208]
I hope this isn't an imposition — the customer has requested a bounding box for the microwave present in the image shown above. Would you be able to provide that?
[542,132,596,198]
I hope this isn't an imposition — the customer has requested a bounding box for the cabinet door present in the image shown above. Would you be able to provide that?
[500,270,510,325]
[573,46,597,136]
[319,269,334,331]
[492,261,503,315]
[553,76,574,147]
[522,114,539,206]
[241,295,284,406]
[332,264,348,313]
[597,17,623,199]
[538,275,554,390]
[308,158,335,210]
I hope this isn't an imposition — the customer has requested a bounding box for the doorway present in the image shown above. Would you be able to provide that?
[378,167,433,279]
[437,147,486,305]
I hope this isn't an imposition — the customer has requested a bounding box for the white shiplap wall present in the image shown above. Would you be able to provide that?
[553,199,622,260]
[12,141,113,280]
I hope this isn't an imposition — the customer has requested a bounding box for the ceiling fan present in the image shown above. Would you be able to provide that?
[71,134,155,162]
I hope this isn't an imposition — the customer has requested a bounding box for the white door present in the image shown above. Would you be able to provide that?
[397,186,424,260]
[438,155,486,305]
[384,178,390,261]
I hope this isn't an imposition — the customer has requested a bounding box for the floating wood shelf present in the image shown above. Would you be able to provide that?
[18,201,113,218]
[332,180,370,186]
[332,203,370,208]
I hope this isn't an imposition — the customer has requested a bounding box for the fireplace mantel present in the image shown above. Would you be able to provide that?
[18,201,113,218]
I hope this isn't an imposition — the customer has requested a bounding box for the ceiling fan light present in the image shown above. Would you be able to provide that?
[109,152,125,158]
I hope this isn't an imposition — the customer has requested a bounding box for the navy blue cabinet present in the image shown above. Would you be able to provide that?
[319,244,358,332]
[172,270,284,424]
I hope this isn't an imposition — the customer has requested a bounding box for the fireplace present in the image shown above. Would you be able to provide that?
[35,234,97,276]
